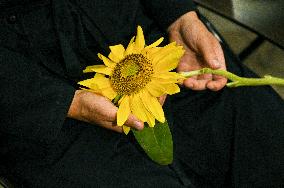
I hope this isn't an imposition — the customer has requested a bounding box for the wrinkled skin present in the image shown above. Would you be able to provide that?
[68,11,227,133]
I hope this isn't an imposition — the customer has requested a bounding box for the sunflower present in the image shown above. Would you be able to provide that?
[78,26,185,134]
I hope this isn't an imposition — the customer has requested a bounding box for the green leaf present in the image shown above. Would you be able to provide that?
[132,120,173,165]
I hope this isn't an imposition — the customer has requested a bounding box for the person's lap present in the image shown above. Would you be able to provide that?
[15,47,284,188]
[1,2,283,186]
[169,44,284,187]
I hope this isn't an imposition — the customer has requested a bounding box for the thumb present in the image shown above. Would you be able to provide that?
[158,94,167,106]
[199,38,222,69]
[123,113,144,131]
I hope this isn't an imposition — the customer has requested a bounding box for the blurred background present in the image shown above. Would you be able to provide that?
[195,0,284,99]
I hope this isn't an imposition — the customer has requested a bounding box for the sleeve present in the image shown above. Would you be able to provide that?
[141,0,197,30]
[0,47,76,145]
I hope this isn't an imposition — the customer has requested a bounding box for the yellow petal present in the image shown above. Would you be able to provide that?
[109,44,125,63]
[125,40,136,56]
[153,72,185,80]
[124,36,135,55]
[127,36,135,48]
[145,47,161,59]
[83,65,112,75]
[78,76,102,91]
[78,78,96,88]
[148,77,180,95]
[93,73,105,78]
[123,125,131,135]
[139,90,165,123]
[79,87,101,95]
[150,77,181,94]
[151,43,184,67]
[162,83,180,95]
[129,94,147,122]
[135,26,145,51]
[83,65,104,73]
[154,48,184,72]
[151,77,178,84]
[145,37,164,49]
[78,73,118,99]
[93,74,111,87]
[117,96,131,126]
[150,42,176,63]
[101,87,117,100]
[144,110,156,127]
[98,53,115,68]
[145,82,166,97]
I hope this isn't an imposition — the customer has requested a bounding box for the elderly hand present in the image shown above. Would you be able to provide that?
[168,11,227,91]
[67,90,144,133]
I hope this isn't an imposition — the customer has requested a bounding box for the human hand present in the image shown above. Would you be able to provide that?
[168,11,227,91]
[67,90,144,133]
[158,95,167,106]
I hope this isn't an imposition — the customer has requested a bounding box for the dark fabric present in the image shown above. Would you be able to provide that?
[140,0,196,30]
[0,0,284,187]
[0,0,75,144]
[171,49,284,187]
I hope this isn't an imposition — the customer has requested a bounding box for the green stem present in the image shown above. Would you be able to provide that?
[113,94,123,105]
[180,68,284,87]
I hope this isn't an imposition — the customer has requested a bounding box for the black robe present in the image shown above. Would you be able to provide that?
[0,0,283,187]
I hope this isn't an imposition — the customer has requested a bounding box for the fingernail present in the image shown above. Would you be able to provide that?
[134,121,143,130]
[212,60,221,68]
[210,86,216,90]
[208,84,217,91]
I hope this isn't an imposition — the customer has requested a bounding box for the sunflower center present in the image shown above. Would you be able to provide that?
[111,54,153,95]
[121,62,140,78]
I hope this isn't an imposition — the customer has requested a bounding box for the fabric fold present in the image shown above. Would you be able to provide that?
[52,0,83,79]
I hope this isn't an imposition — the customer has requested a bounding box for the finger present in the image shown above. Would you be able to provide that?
[176,46,202,73]
[178,52,209,90]
[97,96,143,131]
[180,75,196,88]
[178,21,221,70]
[123,113,144,131]
[102,113,144,133]
[207,74,227,91]
[201,42,221,69]
[206,48,227,91]
[198,73,212,81]
[184,73,213,90]
[198,34,227,91]
[173,31,215,91]
[197,34,224,70]
[184,77,208,90]
[206,63,227,91]
[171,33,205,72]
[99,121,123,133]
[158,95,167,106]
